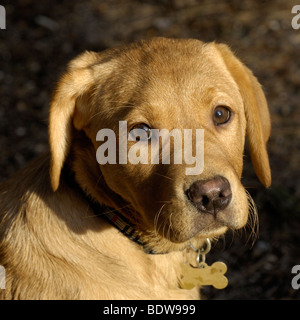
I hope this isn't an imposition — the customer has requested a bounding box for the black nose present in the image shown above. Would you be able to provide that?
[186,176,232,214]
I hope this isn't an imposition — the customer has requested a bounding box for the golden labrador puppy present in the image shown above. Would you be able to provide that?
[0,38,271,299]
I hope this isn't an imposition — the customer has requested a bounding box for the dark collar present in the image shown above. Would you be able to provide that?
[86,197,155,254]
[101,209,155,254]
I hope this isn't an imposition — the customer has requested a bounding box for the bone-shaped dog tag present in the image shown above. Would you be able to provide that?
[180,261,228,290]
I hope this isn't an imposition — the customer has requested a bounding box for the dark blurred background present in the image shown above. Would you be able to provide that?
[0,0,299,299]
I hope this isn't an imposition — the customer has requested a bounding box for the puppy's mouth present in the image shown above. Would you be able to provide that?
[153,204,231,244]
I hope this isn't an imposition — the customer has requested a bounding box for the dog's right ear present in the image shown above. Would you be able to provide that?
[49,51,100,191]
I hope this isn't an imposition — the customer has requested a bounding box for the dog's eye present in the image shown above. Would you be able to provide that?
[129,123,152,141]
[213,106,231,126]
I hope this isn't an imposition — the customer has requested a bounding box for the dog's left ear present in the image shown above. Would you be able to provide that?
[49,51,100,191]
[215,43,271,187]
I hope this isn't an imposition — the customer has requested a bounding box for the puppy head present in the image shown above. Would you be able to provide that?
[49,38,271,253]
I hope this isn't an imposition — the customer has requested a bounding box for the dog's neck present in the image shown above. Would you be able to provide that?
[65,148,156,254]
[86,196,156,254]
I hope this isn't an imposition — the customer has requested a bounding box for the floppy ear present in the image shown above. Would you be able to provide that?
[216,43,271,187]
[49,51,99,191]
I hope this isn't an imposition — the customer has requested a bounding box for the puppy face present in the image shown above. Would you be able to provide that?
[49,38,271,252]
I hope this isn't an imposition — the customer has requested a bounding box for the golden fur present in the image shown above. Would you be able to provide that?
[0,38,271,299]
